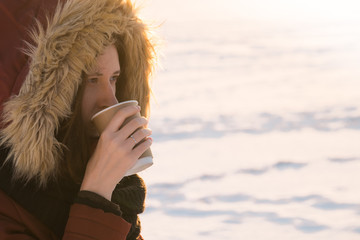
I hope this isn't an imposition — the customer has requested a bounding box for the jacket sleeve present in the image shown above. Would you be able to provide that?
[63,203,132,240]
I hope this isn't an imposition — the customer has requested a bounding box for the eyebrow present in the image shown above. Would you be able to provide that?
[89,70,121,76]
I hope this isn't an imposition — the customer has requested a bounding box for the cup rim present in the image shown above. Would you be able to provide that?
[91,100,138,121]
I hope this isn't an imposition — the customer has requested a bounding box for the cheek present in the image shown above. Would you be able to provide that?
[81,88,95,122]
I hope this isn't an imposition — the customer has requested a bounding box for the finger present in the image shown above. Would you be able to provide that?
[118,117,148,140]
[130,137,152,159]
[125,128,152,148]
[105,105,140,133]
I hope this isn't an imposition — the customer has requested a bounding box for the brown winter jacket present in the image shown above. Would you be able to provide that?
[0,0,155,239]
[0,189,133,239]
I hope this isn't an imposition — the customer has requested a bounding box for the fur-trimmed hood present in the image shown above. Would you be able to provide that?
[0,0,156,186]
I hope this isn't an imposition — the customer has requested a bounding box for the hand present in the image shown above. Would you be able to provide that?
[80,105,152,200]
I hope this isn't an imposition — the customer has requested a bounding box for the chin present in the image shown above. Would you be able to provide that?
[85,123,100,138]
[89,130,100,138]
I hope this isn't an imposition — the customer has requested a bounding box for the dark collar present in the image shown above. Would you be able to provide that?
[0,146,79,238]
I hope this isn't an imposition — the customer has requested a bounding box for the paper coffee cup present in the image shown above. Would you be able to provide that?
[91,100,153,176]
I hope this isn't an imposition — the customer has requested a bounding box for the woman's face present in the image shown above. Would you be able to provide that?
[82,44,120,138]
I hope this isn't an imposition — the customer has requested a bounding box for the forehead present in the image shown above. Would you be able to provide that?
[90,45,120,73]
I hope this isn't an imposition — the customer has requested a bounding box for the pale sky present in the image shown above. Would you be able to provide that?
[137,0,360,23]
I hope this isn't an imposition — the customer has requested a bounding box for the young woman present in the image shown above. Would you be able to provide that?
[0,0,156,239]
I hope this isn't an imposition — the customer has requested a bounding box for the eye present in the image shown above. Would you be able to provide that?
[87,77,98,84]
[110,75,119,83]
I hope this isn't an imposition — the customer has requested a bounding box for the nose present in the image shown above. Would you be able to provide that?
[97,82,118,110]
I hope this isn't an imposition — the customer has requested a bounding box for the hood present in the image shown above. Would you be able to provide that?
[0,0,156,186]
